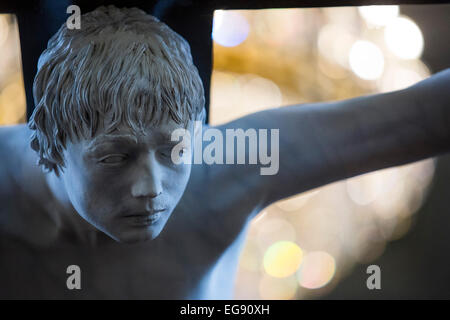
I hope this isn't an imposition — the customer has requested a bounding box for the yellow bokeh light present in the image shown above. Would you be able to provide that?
[297,251,336,289]
[263,241,303,278]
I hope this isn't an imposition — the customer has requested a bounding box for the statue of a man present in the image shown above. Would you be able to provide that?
[0,6,449,298]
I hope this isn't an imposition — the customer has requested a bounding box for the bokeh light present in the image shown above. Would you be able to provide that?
[346,167,399,206]
[211,7,436,299]
[358,5,399,27]
[297,251,336,289]
[318,24,356,69]
[384,16,424,60]
[263,241,303,278]
[349,40,385,80]
[213,10,250,47]
[0,15,26,125]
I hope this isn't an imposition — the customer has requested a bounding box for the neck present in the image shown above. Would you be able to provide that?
[5,124,104,246]
[2,125,62,245]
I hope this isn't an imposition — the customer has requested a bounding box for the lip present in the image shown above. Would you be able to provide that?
[123,209,166,226]
[124,208,166,217]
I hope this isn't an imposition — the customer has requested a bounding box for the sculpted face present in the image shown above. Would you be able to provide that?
[59,118,194,243]
[27,6,206,244]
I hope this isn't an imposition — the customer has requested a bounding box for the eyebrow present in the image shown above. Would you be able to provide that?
[86,134,139,152]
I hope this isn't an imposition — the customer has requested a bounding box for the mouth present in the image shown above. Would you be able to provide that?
[123,209,166,227]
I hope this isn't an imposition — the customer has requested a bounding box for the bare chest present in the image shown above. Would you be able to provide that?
[0,225,247,299]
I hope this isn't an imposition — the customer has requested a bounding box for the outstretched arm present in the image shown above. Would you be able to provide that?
[212,69,450,212]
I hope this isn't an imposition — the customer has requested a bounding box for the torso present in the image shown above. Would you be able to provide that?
[0,222,249,299]
[0,124,256,299]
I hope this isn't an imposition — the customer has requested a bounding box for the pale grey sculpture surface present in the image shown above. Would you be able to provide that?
[0,6,449,299]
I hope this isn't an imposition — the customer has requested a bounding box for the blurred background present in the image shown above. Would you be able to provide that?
[0,14,25,125]
[0,3,449,299]
[209,4,450,299]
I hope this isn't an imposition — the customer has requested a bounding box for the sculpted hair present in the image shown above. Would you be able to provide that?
[28,5,205,175]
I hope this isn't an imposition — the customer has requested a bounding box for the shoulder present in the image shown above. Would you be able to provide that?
[0,123,42,198]
[172,122,265,234]
[0,123,32,154]
[0,123,35,176]
[0,125,27,234]
[0,124,56,242]
[0,124,24,178]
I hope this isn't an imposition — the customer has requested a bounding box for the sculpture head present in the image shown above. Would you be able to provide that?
[28,6,205,243]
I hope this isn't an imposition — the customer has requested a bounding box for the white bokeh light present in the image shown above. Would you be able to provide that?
[358,5,399,27]
[213,10,250,47]
[349,40,384,80]
[384,16,424,60]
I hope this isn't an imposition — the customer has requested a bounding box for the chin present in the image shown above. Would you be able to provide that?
[108,225,165,244]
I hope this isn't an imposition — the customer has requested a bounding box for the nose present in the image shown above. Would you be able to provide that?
[131,153,163,199]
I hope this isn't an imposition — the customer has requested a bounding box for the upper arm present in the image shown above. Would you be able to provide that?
[211,104,335,210]
[209,70,450,212]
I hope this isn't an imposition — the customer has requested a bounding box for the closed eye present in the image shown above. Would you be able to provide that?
[99,154,128,164]
[159,148,173,158]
